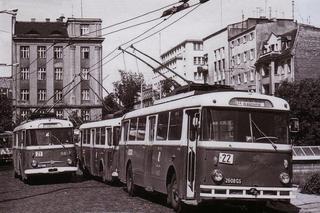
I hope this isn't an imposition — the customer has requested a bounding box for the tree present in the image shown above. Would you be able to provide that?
[0,95,13,132]
[160,78,174,98]
[102,93,121,117]
[113,70,144,110]
[275,79,320,146]
[67,110,83,129]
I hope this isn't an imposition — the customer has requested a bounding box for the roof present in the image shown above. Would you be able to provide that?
[123,91,290,119]
[80,117,122,130]
[160,39,202,58]
[14,21,68,38]
[292,146,320,161]
[203,27,227,41]
[14,118,73,132]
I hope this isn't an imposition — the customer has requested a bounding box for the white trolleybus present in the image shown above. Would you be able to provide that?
[118,90,297,211]
[13,118,77,182]
[78,118,121,182]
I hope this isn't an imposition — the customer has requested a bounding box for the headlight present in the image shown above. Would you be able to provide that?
[211,169,224,183]
[31,159,38,168]
[67,158,73,165]
[280,172,290,184]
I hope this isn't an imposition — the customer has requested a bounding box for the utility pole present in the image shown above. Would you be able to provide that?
[292,0,295,21]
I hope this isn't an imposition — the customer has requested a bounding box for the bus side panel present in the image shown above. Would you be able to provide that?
[128,143,145,186]
[118,143,127,182]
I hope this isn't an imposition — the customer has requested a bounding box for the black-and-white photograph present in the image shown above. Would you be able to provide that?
[0,0,320,212]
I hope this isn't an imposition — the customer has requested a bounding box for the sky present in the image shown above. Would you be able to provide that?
[0,0,319,94]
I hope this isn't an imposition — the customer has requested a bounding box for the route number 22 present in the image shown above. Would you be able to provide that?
[218,153,234,165]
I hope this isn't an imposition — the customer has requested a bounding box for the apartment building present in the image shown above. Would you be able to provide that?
[153,40,205,94]
[12,16,104,123]
[256,24,320,95]
[0,77,12,98]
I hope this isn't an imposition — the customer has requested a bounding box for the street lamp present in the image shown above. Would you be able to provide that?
[0,63,19,67]
[0,9,18,15]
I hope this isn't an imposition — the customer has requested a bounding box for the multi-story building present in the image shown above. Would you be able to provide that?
[12,16,104,123]
[203,28,229,85]
[152,40,205,94]
[228,18,296,91]
[256,24,320,95]
[0,77,12,98]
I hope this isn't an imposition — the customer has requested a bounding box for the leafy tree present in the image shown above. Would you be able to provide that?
[113,70,144,110]
[102,93,121,117]
[68,110,83,129]
[160,78,174,98]
[275,79,320,145]
[0,94,13,132]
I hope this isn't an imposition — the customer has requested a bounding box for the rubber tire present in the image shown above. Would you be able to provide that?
[169,173,184,212]
[126,163,135,196]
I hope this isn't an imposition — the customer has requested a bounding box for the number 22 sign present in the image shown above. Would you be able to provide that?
[218,153,234,165]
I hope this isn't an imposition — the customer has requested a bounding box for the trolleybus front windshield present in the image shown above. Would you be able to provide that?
[200,107,288,144]
[27,128,73,146]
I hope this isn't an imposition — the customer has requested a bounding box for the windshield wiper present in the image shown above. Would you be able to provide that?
[51,134,66,149]
[250,114,278,151]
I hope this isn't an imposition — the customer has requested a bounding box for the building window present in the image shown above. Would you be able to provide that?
[20,89,29,101]
[249,32,255,40]
[193,43,203,51]
[82,110,90,121]
[37,46,46,58]
[20,46,30,59]
[38,68,46,80]
[54,68,63,80]
[81,68,89,80]
[81,47,89,59]
[250,49,255,60]
[243,51,247,62]
[237,74,241,85]
[54,90,63,102]
[82,89,90,101]
[21,67,29,80]
[55,110,63,119]
[54,46,63,59]
[243,72,248,83]
[237,54,241,65]
[38,89,46,101]
[21,110,29,119]
[80,24,90,36]
[250,70,255,81]
[243,35,247,43]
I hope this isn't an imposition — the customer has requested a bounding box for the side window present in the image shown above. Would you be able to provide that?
[168,110,183,140]
[137,117,146,141]
[101,127,105,145]
[113,127,120,146]
[106,127,112,146]
[91,129,95,145]
[123,121,130,142]
[149,116,156,141]
[157,112,169,140]
[129,118,137,141]
[95,128,101,145]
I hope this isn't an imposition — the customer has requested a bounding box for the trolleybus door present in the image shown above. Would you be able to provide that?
[105,127,113,177]
[90,129,95,175]
[186,109,199,199]
[144,115,156,189]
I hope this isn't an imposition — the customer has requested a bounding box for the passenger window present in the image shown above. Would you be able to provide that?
[137,117,146,141]
[123,121,130,141]
[149,116,156,141]
[95,128,101,145]
[113,127,120,146]
[168,110,183,140]
[157,112,169,140]
[106,128,112,146]
[101,128,106,145]
[129,118,137,141]
[91,129,95,145]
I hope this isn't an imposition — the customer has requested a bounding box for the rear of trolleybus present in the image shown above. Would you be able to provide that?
[79,118,122,182]
[13,119,77,182]
[187,92,297,207]
[0,132,13,163]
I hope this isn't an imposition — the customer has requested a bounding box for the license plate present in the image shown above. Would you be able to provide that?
[218,153,234,165]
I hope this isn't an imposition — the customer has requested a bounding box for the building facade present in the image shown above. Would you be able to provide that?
[12,16,104,123]
[0,77,12,98]
[256,24,320,95]
[152,40,205,94]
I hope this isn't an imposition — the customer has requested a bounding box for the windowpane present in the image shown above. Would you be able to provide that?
[137,117,146,141]
[168,110,183,140]
[129,118,137,141]
[101,128,105,145]
[157,112,169,140]
[95,128,101,145]
[107,128,112,146]
[37,46,46,58]
[81,47,89,59]
[123,121,129,141]
[113,127,120,146]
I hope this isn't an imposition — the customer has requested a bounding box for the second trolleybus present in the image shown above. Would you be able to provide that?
[118,90,297,211]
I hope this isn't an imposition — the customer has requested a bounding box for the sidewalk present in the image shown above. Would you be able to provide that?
[291,190,320,213]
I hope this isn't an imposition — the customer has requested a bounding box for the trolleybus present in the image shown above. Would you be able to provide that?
[0,131,13,163]
[118,90,297,211]
[13,118,77,182]
[79,118,121,182]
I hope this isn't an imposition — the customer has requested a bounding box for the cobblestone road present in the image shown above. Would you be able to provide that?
[0,163,310,213]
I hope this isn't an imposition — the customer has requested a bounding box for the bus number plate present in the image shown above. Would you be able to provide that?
[218,153,234,165]
[35,151,43,157]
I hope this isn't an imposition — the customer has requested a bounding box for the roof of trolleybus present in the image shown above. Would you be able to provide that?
[79,117,122,130]
[123,91,290,119]
[13,118,73,132]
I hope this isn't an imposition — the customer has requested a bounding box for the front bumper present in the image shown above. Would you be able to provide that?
[25,166,78,175]
[200,185,297,200]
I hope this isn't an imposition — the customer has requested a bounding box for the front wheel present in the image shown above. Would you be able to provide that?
[126,163,135,196]
[169,173,185,212]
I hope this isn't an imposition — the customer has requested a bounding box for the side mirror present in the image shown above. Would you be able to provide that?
[289,118,299,133]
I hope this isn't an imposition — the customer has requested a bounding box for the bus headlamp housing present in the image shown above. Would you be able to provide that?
[280,172,290,184]
[31,159,38,168]
[67,158,73,166]
[211,169,224,184]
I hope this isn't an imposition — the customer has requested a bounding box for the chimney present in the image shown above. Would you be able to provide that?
[31,18,36,22]
[45,18,50,22]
